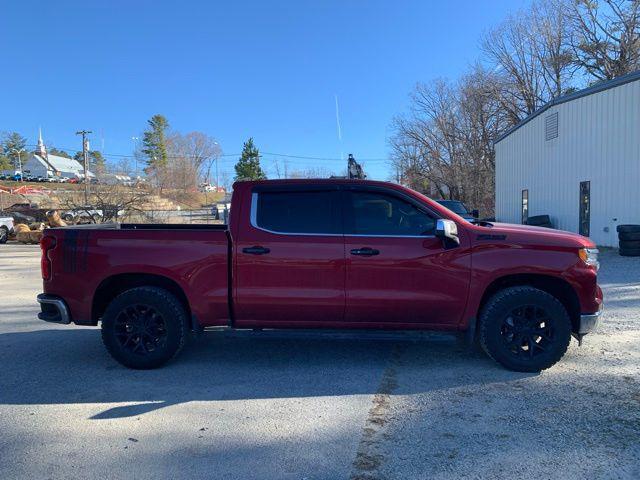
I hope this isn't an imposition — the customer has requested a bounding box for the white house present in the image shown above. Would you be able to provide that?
[22,130,94,179]
[495,70,640,247]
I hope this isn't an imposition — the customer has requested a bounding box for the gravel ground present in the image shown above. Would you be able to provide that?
[0,244,638,479]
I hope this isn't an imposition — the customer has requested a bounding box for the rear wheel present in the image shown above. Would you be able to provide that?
[479,286,571,372]
[101,287,188,369]
[0,226,8,244]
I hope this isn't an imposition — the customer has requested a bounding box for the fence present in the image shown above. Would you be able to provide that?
[118,208,225,225]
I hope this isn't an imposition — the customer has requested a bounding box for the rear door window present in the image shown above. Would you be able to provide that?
[254,190,340,234]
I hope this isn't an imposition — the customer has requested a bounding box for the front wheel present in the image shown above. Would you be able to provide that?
[101,287,188,369]
[479,286,571,372]
[0,226,8,244]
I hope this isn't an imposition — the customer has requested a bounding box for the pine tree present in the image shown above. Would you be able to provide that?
[90,151,106,173]
[234,138,266,181]
[141,114,169,169]
[49,147,72,159]
[1,132,27,168]
[0,155,11,170]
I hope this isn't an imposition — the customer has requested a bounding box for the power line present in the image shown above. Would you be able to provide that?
[20,143,390,163]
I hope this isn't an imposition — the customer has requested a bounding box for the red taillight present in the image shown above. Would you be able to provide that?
[40,236,56,280]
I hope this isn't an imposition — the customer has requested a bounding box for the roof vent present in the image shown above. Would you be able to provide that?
[545,112,558,140]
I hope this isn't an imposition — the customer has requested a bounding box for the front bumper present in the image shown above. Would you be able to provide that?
[37,294,71,324]
[578,304,603,335]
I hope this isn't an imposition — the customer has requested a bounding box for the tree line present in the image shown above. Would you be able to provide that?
[390,0,640,215]
[1,116,269,190]
[139,113,266,191]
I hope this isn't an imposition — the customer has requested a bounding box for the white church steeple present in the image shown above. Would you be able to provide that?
[37,127,47,157]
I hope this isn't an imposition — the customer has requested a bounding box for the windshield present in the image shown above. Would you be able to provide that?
[437,200,469,215]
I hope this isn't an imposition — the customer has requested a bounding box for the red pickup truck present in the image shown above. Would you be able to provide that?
[37,179,603,372]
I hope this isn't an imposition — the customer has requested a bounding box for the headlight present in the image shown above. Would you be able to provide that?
[579,248,599,270]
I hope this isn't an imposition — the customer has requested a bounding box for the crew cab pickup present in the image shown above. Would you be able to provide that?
[37,179,603,371]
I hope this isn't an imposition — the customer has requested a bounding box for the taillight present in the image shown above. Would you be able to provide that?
[40,236,57,280]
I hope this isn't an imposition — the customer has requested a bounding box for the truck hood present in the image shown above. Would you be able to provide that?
[478,222,594,248]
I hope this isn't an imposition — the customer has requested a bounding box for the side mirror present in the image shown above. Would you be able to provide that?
[471,209,479,219]
[435,219,460,245]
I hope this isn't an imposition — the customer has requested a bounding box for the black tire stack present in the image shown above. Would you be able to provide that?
[526,215,553,229]
[617,225,640,257]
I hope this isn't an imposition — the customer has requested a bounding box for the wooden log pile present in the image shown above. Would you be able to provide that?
[13,210,68,244]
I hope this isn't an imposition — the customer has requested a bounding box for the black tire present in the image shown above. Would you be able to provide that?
[619,232,640,241]
[0,226,8,244]
[619,248,640,257]
[526,215,551,226]
[619,240,640,249]
[101,287,188,369]
[479,286,571,372]
[617,224,640,234]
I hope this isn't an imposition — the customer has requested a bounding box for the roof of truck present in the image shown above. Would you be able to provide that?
[233,178,394,188]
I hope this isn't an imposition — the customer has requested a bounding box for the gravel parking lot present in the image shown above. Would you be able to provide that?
[0,244,638,479]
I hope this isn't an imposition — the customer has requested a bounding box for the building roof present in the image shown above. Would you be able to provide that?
[494,69,640,144]
[31,153,93,176]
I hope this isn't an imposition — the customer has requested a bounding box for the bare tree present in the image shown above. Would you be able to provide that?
[531,0,577,97]
[481,0,576,121]
[390,69,511,216]
[165,132,221,191]
[58,184,148,224]
[569,0,640,80]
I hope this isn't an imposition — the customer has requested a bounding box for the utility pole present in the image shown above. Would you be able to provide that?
[76,130,92,203]
[131,136,140,180]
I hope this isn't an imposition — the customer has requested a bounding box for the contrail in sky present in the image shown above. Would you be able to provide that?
[334,94,342,142]
[335,94,343,161]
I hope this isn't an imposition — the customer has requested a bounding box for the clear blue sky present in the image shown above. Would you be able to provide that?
[1,0,529,181]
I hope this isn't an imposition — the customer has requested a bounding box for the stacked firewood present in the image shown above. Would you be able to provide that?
[13,210,68,244]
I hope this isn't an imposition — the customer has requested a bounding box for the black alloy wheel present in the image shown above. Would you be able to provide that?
[101,287,188,369]
[113,304,168,356]
[500,305,554,358]
[479,286,572,372]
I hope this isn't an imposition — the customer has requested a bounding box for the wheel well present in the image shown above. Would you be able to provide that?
[478,274,581,332]
[92,273,191,323]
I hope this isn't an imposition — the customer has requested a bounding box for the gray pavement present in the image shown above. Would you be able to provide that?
[0,244,638,479]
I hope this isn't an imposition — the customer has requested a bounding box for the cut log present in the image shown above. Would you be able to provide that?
[46,210,67,227]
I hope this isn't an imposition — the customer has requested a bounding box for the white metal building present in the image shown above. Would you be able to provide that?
[22,130,93,179]
[495,71,640,247]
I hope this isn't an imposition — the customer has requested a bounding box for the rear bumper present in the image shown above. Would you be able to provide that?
[37,294,71,324]
[578,304,603,335]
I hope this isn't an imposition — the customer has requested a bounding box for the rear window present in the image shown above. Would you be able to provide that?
[255,190,339,234]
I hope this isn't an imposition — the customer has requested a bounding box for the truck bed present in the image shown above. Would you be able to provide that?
[43,224,231,327]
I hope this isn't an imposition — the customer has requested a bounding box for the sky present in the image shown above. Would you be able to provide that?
[0,0,530,182]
